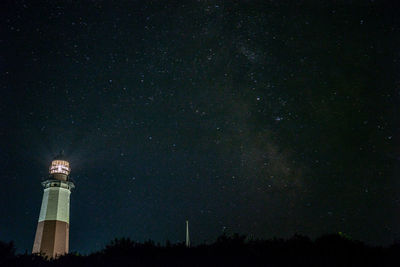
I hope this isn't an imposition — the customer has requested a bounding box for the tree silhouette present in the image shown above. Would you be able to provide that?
[1,234,399,266]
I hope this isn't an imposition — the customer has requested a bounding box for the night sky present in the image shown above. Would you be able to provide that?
[1,1,400,254]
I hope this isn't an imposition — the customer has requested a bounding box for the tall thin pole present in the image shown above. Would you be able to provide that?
[186,220,190,247]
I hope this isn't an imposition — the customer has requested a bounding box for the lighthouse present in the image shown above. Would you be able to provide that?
[32,156,75,258]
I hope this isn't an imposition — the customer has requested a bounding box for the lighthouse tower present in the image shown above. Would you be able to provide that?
[32,156,75,258]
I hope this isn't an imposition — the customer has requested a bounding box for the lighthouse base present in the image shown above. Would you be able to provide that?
[32,220,69,258]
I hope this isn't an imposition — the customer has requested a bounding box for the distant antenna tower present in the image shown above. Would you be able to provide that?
[186,220,190,247]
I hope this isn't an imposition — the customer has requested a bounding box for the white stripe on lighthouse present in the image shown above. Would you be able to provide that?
[56,188,70,223]
[38,189,50,222]
[38,187,71,223]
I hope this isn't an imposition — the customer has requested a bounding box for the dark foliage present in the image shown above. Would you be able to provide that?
[0,241,15,266]
[1,235,399,267]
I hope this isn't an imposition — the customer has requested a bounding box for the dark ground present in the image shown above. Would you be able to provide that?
[1,233,399,267]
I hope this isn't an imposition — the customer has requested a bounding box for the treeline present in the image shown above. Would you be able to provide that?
[1,233,399,266]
